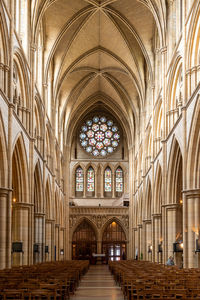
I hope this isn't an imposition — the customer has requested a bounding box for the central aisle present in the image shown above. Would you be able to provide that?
[72,264,124,300]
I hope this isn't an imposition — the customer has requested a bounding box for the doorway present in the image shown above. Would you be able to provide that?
[102,221,126,261]
[72,220,97,261]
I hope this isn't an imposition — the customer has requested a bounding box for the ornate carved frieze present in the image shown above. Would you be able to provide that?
[69,206,129,230]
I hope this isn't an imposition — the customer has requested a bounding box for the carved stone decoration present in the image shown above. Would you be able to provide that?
[121,215,129,229]
[69,215,77,228]
[69,207,129,237]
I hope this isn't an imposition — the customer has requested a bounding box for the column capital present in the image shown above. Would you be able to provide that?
[45,218,55,224]
[182,189,200,198]
[34,212,45,217]
[4,65,10,72]
[0,187,12,196]
[143,219,151,224]
[152,213,161,218]
[162,203,179,209]
[160,46,167,54]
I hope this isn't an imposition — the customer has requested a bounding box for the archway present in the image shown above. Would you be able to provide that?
[102,221,126,261]
[72,220,97,261]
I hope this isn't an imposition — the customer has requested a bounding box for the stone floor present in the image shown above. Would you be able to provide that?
[71,265,124,300]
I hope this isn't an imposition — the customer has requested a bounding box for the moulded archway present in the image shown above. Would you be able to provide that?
[102,219,127,261]
[11,134,29,266]
[33,161,44,264]
[72,219,97,262]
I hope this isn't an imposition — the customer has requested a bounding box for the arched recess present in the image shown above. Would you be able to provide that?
[166,137,183,266]
[59,198,65,260]
[55,189,60,261]
[167,57,183,133]
[0,110,8,187]
[101,218,127,261]
[153,162,162,263]
[11,134,29,266]
[45,177,53,262]
[104,166,112,198]
[33,161,44,263]
[75,165,84,197]
[146,127,152,171]
[154,163,162,214]
[0,2,9,93]
[187,96,200,189]
[72,218,97,261]
[34,97,44,153]
[13,50,30,132]
[115,166,124,198]
[45,124,52,169]
[86,165,95,197]
[186,1,200,97]
[185,97,200,267]
[144,178,152,261]
[0,110,8,269]
[154,99,163,155]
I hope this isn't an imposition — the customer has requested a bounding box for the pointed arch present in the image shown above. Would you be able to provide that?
[75,166,84,193]
[101,217,128,241]
[167,136,183,204]
[12,134,29,203]
[55,189,60,224]
[0,2,9,66]
[166,56,183,132]
[45,176,52,220]
[104,166,112,194]
[86,165,95,195]
[154,162,162,214]
[145,178,152,220]
[187,96,200,188]
[0,110,8,187]
[34,161,43,213]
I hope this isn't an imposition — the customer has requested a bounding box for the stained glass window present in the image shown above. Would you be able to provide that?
[105,167,112,192]
[87,167,95,192]
[116,167,123,192]
[76,167,84,192]
[79,116,120,157]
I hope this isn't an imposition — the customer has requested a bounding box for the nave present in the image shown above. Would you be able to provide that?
[72,265,124,300]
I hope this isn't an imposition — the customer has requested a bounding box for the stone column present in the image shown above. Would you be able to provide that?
[95,169,97,198]
[0,63,4,90]
[112,174,115,198]
[83,172,87,198]
[152,214,162,263]
[4,65,9,96]
[164,204,178,261]
[97,240,101,254]
[45,219,54,262]
[144,220,152,261]
[183,189,200,268]
[0,188,10,269]
[12,202,33,266]
[138,224,142,260]
[55,224,60,260]
[34,213,45,263]
[59,227,65,260]
[133,227,138,259]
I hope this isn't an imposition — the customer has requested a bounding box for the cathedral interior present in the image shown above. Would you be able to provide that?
[0,0,200,283]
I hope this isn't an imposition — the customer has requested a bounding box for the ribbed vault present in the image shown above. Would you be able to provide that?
[31,0,166,147]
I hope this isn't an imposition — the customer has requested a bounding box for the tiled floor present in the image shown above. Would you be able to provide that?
[71,264,124,300]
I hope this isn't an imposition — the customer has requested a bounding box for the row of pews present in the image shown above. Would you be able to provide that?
[0,260,89,299]
[109,260,200,299]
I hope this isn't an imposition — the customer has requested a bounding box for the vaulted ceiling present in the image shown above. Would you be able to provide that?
[32,0,166,144]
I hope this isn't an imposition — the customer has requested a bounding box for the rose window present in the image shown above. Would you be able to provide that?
[79,116,120,157]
